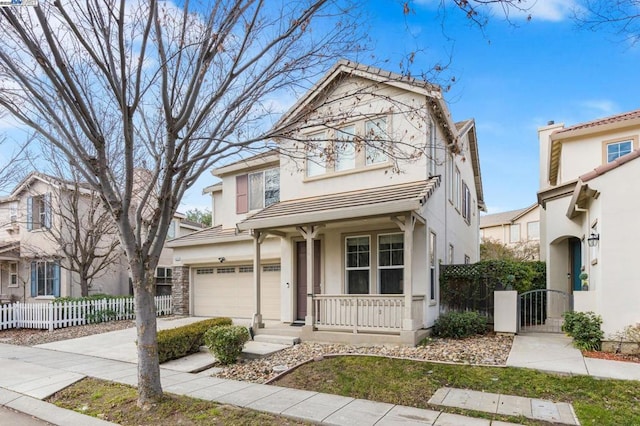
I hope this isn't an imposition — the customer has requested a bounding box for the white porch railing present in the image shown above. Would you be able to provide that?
[313,294,425,334]
[0,295,172,331]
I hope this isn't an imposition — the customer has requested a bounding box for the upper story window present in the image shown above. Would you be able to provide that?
[306,132,326,178]
[365,118,387,165]
[335,126,356,172]
[606,140,632,163]
[306,117,390,178]
[454,167,461,210]
[527,221,540,240]
[9,203,17,224]
[428,119,437,176]
[167,220,176,239]
[462,181,471,224]
[27,193,51,231]
[509,224,521,243]
[236,168,280,214]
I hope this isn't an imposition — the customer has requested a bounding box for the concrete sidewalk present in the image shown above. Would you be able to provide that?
[507,333,640,381]
[0,342,522,426]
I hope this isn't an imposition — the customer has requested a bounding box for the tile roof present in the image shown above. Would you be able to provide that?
[166,225,250,247]
[238,178,440,231]
[580,149,640,182]
[555,108,640,134]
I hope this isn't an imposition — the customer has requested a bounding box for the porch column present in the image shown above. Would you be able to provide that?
[402,215,416,331]
[297,225,322,327]
[252,231,266,329]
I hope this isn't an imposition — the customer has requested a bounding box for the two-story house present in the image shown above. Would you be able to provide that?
[167,60,486,345]
[0,172,130,301]
[538,109,640,335]
[0,172,203,302]
[480,204,540,260]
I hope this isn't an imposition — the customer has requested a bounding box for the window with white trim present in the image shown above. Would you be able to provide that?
[263,264,281,272]
[306,132,326,177]
[365,118,387,165]
[429,231,437,302]
[155,267,172,296]
[335,125,356,172]
[239,265,253,273]
[454,167,461,210]
[527,221,540,240]
[27,193,51,231]
[606,140,632,163]
[249,168,280,210]
[156,267,172,284]
[509,224,521,243]
[217,267,235,274]
[167,220,176,239]
[9,203,17,224]
[196,268,214,275]
[345,236,370,294]
[9,262,18,287]
[447,155,454,202]
[462,181,471,224]
[464,255,471,264]
[30,261,60,297]
[378,233,403,294]
[428,119,437,176]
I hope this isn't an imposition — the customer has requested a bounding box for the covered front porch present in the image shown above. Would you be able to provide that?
[237,179,439,345]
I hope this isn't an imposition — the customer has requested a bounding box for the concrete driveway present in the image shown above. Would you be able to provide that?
[35,316,208,363]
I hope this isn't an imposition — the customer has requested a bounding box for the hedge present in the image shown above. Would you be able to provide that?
[157,317,232,363]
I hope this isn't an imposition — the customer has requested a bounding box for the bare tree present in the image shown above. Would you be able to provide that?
[0,0,533,407]
[0,0,366,407]
[49,177,122,297]
[574,0,640,45]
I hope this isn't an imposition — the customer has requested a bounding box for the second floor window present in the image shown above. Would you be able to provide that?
[27,193,51,231]
[606,140,632,163]
[9,262,18,287]
[249,168,279,210]
[510,224,521,243]
[335,126,356,172]
[527,221,540,240]
[462,181,471,224]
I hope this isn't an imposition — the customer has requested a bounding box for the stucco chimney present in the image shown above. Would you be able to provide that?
[538,121,565,189]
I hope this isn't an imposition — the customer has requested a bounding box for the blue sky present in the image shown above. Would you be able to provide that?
[181,0,640,214]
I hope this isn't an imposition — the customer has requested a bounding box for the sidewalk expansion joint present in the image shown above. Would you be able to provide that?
[428,387,580,425]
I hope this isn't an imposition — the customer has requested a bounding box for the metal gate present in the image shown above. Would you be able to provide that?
[519,289,572,333]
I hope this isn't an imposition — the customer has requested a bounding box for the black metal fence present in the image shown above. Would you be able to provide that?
[439,261,546,324]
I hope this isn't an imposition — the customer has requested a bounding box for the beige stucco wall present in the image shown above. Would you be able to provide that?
[177,73,483,328]
[584,160,640,335]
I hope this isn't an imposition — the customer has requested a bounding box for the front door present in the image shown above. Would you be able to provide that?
[569,237,582,292]
[296,240,321,321]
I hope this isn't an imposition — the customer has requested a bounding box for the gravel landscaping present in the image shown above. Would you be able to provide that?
[0,320,514,384]
[216,335,513,384]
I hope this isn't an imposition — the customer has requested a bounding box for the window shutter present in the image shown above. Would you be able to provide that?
[53,261,61,297]
[30,262,37,297]
[26,196,33,231]
[44,192,52,229]
[236,175,248,214]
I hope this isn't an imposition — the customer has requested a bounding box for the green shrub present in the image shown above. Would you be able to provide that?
[432,311,487,339]
[562,311,603,351]
[204,325,251,365]
[157,317,232,363]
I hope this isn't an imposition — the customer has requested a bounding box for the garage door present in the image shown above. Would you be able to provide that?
[192,264,281,320]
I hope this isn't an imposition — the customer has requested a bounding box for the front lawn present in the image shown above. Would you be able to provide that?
[48,378,307,426]
[272,355,640,425]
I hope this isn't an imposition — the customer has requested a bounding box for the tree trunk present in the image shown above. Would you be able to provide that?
[80,276,89,297]
[133,274,162,408]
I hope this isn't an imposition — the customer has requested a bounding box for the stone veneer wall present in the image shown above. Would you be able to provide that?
[171,266,190,315]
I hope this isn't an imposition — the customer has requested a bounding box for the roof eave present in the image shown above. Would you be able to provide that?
[237,199,423,232]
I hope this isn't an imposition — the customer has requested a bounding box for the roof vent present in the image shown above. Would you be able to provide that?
[547,120,555,125]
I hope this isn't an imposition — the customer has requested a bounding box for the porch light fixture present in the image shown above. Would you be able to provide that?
[587,233,599,247]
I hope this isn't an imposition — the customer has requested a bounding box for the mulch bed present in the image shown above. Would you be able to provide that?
[583,350,640,364]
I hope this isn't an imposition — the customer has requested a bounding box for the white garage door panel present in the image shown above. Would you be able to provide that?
[193,266,281,320]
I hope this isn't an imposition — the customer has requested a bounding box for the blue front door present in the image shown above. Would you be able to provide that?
[569,238,582,292]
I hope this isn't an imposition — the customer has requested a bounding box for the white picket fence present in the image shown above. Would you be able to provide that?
[0,295,172,331]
